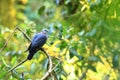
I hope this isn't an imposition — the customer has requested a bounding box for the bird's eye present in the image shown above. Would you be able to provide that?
[44,30,48,33]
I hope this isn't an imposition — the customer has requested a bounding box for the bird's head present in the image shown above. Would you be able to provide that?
[41,29,48,34]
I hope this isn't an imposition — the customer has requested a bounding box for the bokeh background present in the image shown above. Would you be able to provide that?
[0,0,120,80]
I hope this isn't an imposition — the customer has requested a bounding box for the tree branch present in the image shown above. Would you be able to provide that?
[7,27,32,72]
[41,53,62,80]
[8,58,28,72]
[51,60,61,72]
[5,26,59,80]
[0,26,19,52]
[17,27,31,42]
[40,48,53,80]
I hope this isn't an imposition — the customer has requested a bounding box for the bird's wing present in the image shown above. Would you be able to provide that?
[25,34,39,52]
[31,34,39,42]
[30,33,47,50]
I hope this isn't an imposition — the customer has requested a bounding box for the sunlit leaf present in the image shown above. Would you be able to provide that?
[0,71,7,78]
[0,0,120,79]
[78,30,85,36]
[11,56,17,66]
[0,64,5,70]
[2,57,9,67]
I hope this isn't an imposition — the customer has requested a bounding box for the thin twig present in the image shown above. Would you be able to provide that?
[0,26,19,52]
[7,27,32,72]
[41,55,62,80]
[79,68,89,80]
[4,27,55,80]
[8,58,28,72]
[40,49,53,80]
[17,27,31,42]
[51,60,62,72]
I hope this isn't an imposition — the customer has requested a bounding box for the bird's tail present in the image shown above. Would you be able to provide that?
[27,50,37,60]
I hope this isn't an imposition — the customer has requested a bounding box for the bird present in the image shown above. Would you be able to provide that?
[8,29,48,72]
[26,29,48,60]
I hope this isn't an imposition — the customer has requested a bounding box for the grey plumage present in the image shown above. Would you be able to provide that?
[26,30,48,60]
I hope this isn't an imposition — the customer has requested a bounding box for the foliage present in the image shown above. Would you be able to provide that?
[0,0,120,79]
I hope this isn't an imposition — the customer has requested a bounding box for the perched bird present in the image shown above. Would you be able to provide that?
[26,29,48,60]
[8,30,48,72]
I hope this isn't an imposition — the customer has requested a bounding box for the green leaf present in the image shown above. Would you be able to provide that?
[85,28,96,37]
[11,70,20,79]
[90,3,96,11]
[0,71,7,78]
[112,53,119,69]
[0,64,5,70]
[11,56,17,66]
[69,47,77,58]
[88,56,98,62]
[88,65,97,72]
[30,63,36,74]
[57,40,67,50]
[78,30,85,36]
[38,6,45,15]
[76,55,83,60]
[2,57,9,67]
[26,28,32,35]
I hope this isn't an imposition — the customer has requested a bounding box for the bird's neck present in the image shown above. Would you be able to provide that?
[41,32,46,35]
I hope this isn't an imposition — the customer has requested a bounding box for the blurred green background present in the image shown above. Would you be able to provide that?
[0,0,120,80]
